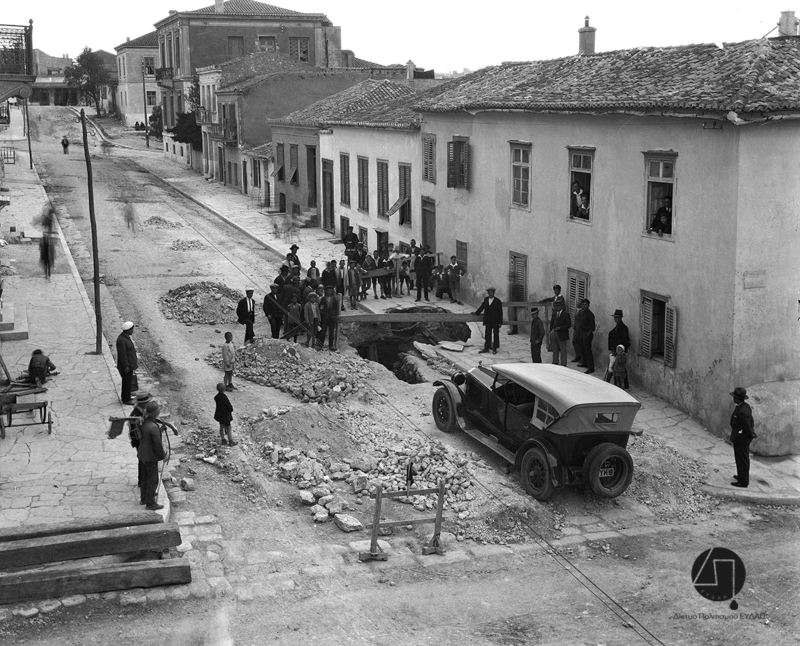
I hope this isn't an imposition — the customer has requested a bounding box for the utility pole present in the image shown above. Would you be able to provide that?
[77,109,103,354]
[141,60,149,148]
[23,98,32,169]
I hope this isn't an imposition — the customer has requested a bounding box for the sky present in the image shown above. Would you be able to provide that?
[4,0,795,73]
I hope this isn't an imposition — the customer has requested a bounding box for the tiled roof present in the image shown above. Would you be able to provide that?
[216,51,314,90]
[413,37,800,115]
[352,58,386,69]
[115,32,158,50]
[181,1,330,23]
[251,142,273,158]
[270,80,418,129]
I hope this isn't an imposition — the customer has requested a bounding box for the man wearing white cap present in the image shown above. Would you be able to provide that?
[116,321,138,405]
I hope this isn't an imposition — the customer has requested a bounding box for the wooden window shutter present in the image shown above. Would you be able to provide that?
[423,136,434,182]
[568,275,578,317]
[447,141,455,187]
[577,276,587,305]
[640,296,653,359]
[400,164,408,198]
[664,304,677,368]
[461,141,470,189]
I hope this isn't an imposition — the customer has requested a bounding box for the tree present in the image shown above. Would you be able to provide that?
[186,76,201,111]
[64,48,112,116]
[167,112,202,151]
[148,106,163,141]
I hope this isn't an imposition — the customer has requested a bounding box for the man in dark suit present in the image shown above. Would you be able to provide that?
[138,400,166,510]
[262,284,283,339]
[606,309,630,382]
[319,286,341,351]
[236,288,256,344]
[415,246,435,302]
[550,301,571,366]
[116,321,138,405]
[577,299,597,374]
[475,287,503,354]
[730,387,756,488]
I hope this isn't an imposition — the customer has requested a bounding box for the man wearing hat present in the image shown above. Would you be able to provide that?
[542,285,564,351]
[549,299,571,366]
[263,284,283,339]
[319,285,341,351]
[286,244,301,270]
[606,309,630,382]
[529,307,546,363]
[138,400,166,510]
[475,287,503,354]
[236,289,257,344]
[116,321,138,405]
[730,387,756,488]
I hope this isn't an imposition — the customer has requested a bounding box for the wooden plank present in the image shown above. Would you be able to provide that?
[0,514,163,544]
[0,523,182,569]
[366,517,438,530]
[0,559,191,604]
[341,312,481,324]
[370,487,440,499]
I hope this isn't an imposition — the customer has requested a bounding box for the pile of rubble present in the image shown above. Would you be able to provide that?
[171,239,206,252]
[143,215,183,229]
[208,339,374,404]
[159,282,241,325]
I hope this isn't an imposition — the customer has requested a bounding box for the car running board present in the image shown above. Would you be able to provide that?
[461,428,516,465]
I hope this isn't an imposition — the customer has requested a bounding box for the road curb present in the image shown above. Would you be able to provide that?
[700,484,800,506]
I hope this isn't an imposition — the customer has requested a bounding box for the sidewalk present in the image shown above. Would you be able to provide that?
[88,116,800,506]
[0,110,169,532]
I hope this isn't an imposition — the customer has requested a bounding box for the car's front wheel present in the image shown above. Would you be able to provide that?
[432,388,456,432]
[583,443,634,499]
[520,446,554,500]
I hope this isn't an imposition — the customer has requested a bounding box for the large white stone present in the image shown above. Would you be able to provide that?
[333,514,363,532]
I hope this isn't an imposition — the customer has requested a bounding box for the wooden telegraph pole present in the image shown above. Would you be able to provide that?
[77,109,103,354]
[141,60,149,148]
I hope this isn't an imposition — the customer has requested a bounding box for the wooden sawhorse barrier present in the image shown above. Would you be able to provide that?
[359,479,446,562]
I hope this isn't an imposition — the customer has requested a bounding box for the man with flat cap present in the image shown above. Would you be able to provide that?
[475,287,503,354]
[116,321,138,405]
[237,288,257,344]
[730,387,756,488]
[529,307,546,363]
[263,284,283,339]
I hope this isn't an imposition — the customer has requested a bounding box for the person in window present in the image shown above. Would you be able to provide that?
[648,196,672,236]
[576,194,590,220]
[569,181,585,218]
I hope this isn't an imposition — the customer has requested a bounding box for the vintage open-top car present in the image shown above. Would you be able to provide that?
[432,363,642,500]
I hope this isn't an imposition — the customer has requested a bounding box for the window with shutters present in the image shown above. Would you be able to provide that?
[174,35,181,71]
[252,160,261,188]
[358,226,368,243]
[289,37,310,62]
[644,151,676,238]
[456,240,468,275]
[510,143,531,208]
[509,252,527,303]
[357,156,369,212]
[273,143,285,181]
[567,269,589,319]
[568,147,594,222]
[422,134,436,183]
[447,137,470,189]
[339,153,350,205]
[257,36,277,53]
[146,90,157,106]
[376,160,389,217]
[640,291,677,366]
[386,163,412,224]
[288,144,299,185]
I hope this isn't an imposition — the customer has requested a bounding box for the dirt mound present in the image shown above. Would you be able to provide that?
[171,239,206,251]
[207,338,374,404]
[159,281,241,325]
[143,215,183,229]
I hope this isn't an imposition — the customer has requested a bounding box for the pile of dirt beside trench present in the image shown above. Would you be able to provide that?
[160,281,241,325]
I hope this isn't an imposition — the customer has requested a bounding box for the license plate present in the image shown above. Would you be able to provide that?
[599,468,615,478]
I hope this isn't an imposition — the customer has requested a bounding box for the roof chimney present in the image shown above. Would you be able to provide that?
[406,59,415,80]
[126,37,130,42]
[778,10,799,36]
[215,0,224,13]
[578,16,596,55]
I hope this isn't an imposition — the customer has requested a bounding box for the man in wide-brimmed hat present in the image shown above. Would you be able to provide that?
[729,387,756,488]
[605,309,630,382]
[286,243,301,270]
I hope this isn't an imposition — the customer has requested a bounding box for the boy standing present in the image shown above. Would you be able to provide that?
[214,383,237,446]
[222,332,236,391]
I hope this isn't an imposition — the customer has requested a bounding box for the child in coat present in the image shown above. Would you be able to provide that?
[303,292,320,348]
[285,294,302,342]
[214,383,236,446]
[612,344,629,390]
[346,261,361,309]
[221,331,236,391]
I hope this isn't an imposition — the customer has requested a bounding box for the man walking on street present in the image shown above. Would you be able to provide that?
[549,301,571,366]
[529,307,546,363]
[475,287,503,354]
[236,288,257,344]
[730,387,756,488]
[577,299,596,374]
[138,400,166,510]
[116,321,138,405]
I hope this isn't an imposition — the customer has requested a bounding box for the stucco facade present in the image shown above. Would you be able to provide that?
[114,34,158,127]
[418,108,800,449]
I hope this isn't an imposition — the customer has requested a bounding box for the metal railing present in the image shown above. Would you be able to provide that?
[155,67,173,81]
[195,107,216,125]
[209,121,237,142]
[0,22,33,76]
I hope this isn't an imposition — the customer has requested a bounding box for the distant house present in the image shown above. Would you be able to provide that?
[114,33,158,127]
[412,32,800,452]
[29,50,76,106]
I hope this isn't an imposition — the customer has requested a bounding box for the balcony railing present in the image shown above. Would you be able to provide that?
[195,107,216,125]
[210,121,237,142]
[0,22,33,76]
[155,67,173,81]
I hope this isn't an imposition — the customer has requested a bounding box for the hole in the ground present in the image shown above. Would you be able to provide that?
[342,306,471,384]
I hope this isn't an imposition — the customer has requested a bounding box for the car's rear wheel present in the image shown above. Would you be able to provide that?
[520,446,554,501]
[583,443,633,499]
[432,388,456,432]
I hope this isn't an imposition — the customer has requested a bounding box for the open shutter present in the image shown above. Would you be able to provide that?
[423,135,434,182]
[577,276,587,307]
[461,141,470,189]
[377,163,386,215]
[568,275,578,317]
[640,296,653,359]
[664,304,677,368]
[399,164,408,198]
[447,142,455,187]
